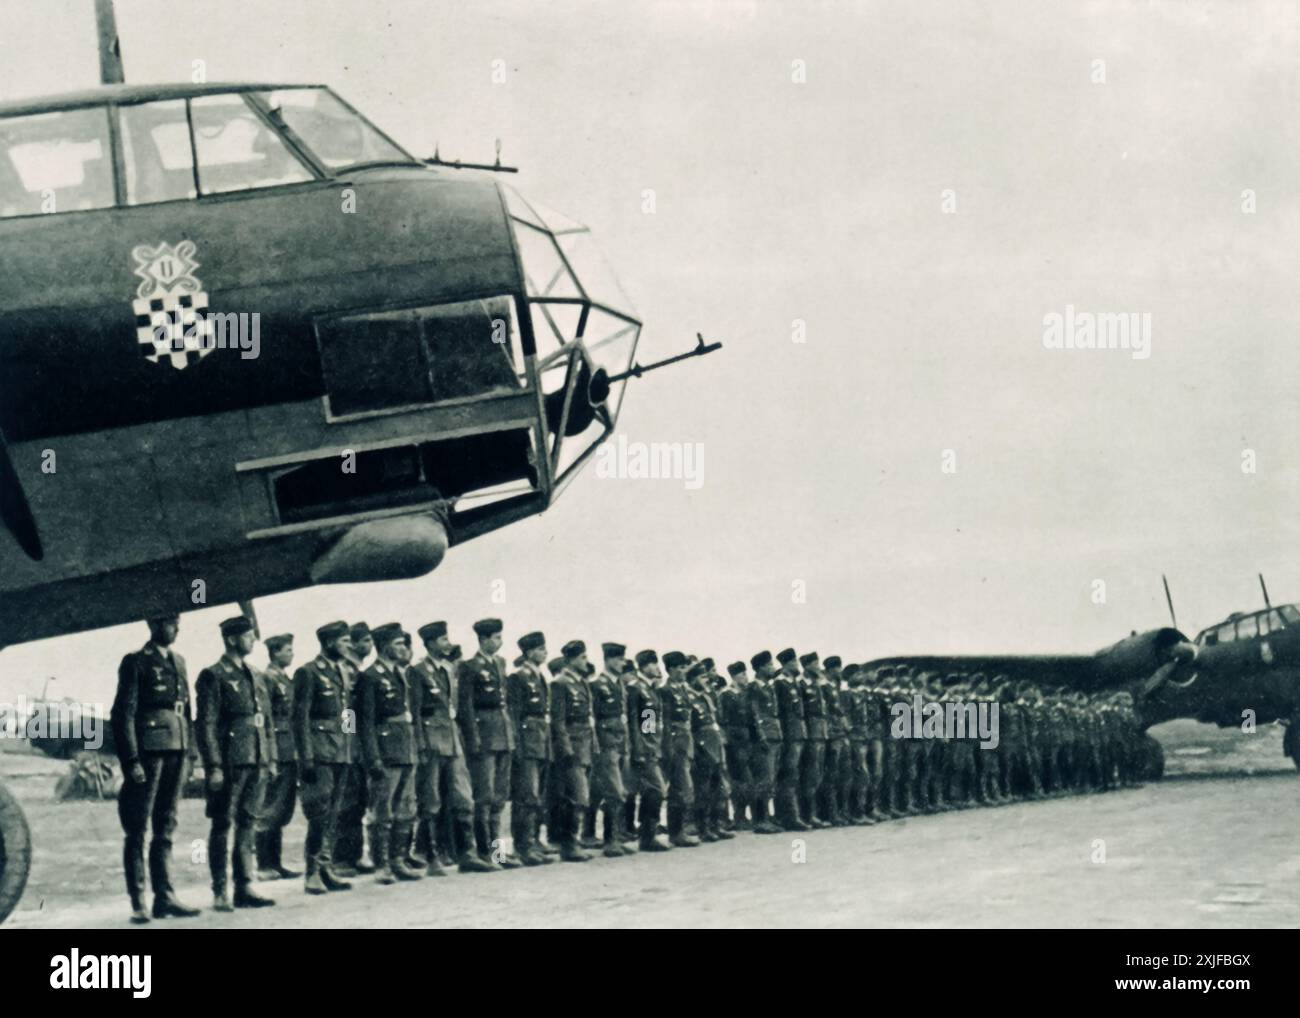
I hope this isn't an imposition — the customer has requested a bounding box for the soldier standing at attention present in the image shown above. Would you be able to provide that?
[549,641,596,861]
[659,651,700,847]
[745,651,784,834]
[410,623,494,874]
[291,620,356,895]
[357,623,422,884]
[335,621,374,876]
[458,617,521,868]
[506,631,554,866]
[773,648,809,831]
[866,666,895,818]
[255,633,300,881]
[719,661,754,830]
[798,652,830,828]
[841,665,873,824]
[820,656,851,825]
[589,643,635,857]
[625,650,671,852]
[687,660,733,843]
[196,615,277,911]
[111,614,201,924]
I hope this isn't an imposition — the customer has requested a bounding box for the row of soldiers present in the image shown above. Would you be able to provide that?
[109,613,1146,923]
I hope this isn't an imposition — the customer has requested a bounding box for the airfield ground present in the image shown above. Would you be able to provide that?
[2,720,1297,928]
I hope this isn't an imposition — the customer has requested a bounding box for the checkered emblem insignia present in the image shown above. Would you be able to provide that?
[131,240,215,369]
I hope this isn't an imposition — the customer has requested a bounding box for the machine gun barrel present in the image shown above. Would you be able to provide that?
[606,333,723,384]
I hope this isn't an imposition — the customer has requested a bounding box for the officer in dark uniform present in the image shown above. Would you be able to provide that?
[773,648,808,830]
[798,652,830,828]
[196,615,277,911]
[506,630,554,866]
[291,620,356,895]
[335,621,374,875]
[110,614,201,923]
[820,656,851,825]
[409,622,493,874]
[255,633,300,880]
[590,642,634,857]
[842,664,873,824]
[718,661,754,830]
[626,650,671,852]
[458,617,521,868]
[659,651,700,847]
[549,641,596,861]
[356,623,422,884]
[744,651,784,834]
[687,660,733,843]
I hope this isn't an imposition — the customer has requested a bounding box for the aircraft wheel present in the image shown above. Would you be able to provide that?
[0,781,31,924]
[1140,734,1164,781]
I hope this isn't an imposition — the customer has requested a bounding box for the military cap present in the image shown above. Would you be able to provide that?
[686,661,708,681]
[798,651,819,667]
[518,631,546,652]
[372,622,407,648]
[776,648,797,665]
[635,649,658,667]
[220,615,254,638]
[264,633,293,651]
[699,657,715,672]
[602,642,627,658]
[472,618,504,637]
[711,673,726,690]
[824,655,842,670]
[876,664,895,678]
[562,639,586,659]
[751,650,772,669]
[548,656,567,673]
[620,660,638,675]
[843,663,860,677]
[727,661,746,677]
[316,620,349,642]
[418,621,447,643]
[663,650,687,669]
[349,622,371,641]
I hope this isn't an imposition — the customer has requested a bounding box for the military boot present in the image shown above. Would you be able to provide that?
[390,828,424,881]
[753,797,782,834]
[373,830,397,885]
[561,806,593,862]
[492,811,523,868]
[304,862,328,895]
[638,794,671,851]
[457,816,497,873]
[152,890,200,919]
[668,802,700,847]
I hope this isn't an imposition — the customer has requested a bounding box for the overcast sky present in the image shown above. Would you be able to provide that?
[2,0,1298,706]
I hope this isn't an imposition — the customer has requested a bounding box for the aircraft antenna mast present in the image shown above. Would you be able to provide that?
[1161,573,1178,629]
[1259,573,1272,609]
[94,0,125,85]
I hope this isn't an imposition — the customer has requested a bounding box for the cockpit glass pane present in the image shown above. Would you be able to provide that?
[1236,616,1258,639]
[1216,623,1236,644]
[191,94,312,193]
[0,107,114,217]
[1282,606,1300,624]
[1268,610,1283,631]
[259,88,413,170]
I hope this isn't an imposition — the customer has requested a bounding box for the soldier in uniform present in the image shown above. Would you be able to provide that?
[587,643,634,856]
[719,661,754,830]
[357,623,422,883]
[110,614,201,923]
[196,615,277,911]
[841,664,873,824]
[687,660,733,843]
[625,650,671,851]
[798,652,830,828]
[865,666,894,819]
[773,648,808,830]
[458,617,521,868]
[659,651,700,847]
[506,631,554,866]
[549,641,596,861]
[821,656,851,825]
[292,620,357,895]
[409,622,493,874]
[745,651,784,833]
[335,621,374,875]
[255,633,300,881]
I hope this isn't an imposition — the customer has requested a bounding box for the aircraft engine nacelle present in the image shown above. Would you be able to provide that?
[1094,627,1194,683]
